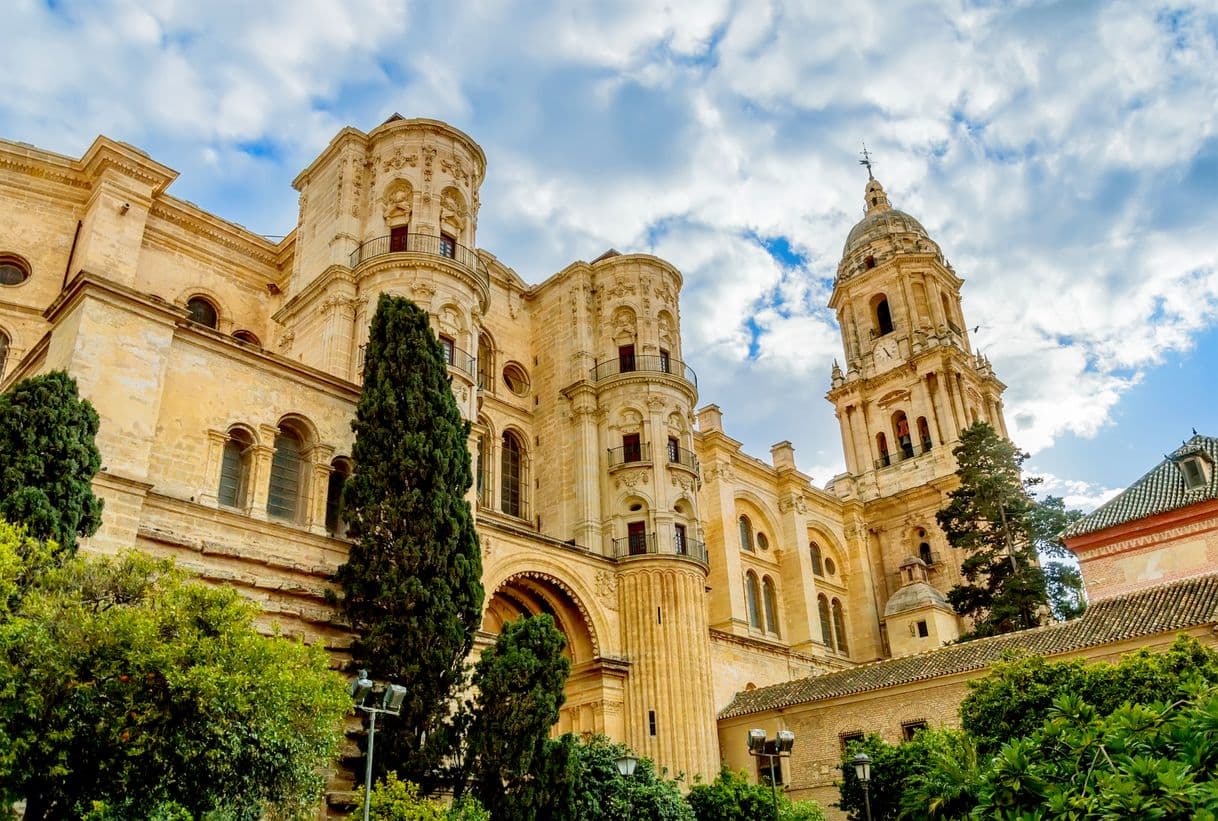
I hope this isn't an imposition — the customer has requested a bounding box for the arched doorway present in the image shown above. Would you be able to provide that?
[482,572,625,740]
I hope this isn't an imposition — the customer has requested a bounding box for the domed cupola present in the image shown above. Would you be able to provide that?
[837,177,941,281]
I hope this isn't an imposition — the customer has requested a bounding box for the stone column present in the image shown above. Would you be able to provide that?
[306,443,336,534]
[198,429,229,507]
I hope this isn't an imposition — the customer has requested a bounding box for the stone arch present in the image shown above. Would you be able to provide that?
[483,568,605,661]
[178,286,231,330]
[276,412,320,447]
[615,405,644,433]
[436,302,468,349]
[610,305,637,345]
[733,490,781,541]
[807,525,848,577]
[381,178,414,227]
[440,185,468,238]
[657,309,677,355]
[666,411,687,433]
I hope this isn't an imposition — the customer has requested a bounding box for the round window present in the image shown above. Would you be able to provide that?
[756,532,769,550]
[502,363,530,396]
[0,255,30,286]
[825,557,836,575]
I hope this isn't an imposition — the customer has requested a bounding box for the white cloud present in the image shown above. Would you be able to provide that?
[4,0,1217,495]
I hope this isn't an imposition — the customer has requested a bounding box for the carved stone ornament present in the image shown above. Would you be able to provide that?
[615,470,649,489]
[671,474,694,493]
[645,395,666,411]
[607,279,635,299]
[779,495,809,515]
[410,281,436,300]
[440,156,470,185]
[481,536,493,558]
[381,147,418,172]
[706,463,735,483]
[595,570,618,603]
[278,327,295,351]
[382,179,413,224]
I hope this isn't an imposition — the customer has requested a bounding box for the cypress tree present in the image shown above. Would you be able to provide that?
[0,370,103,555]
[466,614,571,818]
[333,294,484,788]
[937,421,1049,639]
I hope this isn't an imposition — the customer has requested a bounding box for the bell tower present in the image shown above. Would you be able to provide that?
[826,172,1009,656]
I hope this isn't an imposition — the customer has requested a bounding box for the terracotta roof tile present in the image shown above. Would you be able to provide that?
[719,572,1218,719]
[1064,434,1218,538]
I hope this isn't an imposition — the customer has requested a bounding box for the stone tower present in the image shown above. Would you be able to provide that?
[827,174,1009,657]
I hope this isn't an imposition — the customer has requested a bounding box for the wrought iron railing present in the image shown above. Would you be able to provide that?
[608,442,650,468]
[590,354,697,388]
[446,345,476,379]
[666,445,700,475]
[349,232,490,291]
[612,530,709,568]
[613,532,655,558]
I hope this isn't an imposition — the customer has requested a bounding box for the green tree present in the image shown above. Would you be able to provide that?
[836,734,926,821]
[936,422,1048,638]
[525,734,691,821]
[688,767,825,820]
[0,371,103,556]
[466,614,571,818]
[961,636,1218,756]
[0,544,349,819]
[970,686,1218,819]
[1028,495,1087,620]
[332,294,484,789]
[355,772,489,821]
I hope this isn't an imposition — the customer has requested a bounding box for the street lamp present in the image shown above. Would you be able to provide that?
[746,729,796,821]
[350,669,408,821]
[852,752,873,821]
[616,754,639,821]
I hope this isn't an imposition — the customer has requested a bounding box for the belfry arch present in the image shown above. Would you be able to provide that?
[481,570,627,740]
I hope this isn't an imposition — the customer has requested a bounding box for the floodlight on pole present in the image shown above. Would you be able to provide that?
[350,671,408,821]
[746,729,795,821]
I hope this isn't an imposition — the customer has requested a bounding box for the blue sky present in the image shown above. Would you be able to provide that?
[5,0,1218,509]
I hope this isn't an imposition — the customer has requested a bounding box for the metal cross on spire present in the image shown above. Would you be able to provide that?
[859,142,875,180]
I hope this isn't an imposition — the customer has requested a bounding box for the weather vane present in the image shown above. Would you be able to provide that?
[859,142,875,180]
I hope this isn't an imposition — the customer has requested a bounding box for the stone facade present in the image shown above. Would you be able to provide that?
[0,116,1011,788]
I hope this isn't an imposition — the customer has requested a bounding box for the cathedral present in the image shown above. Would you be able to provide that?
[0,116,1014,791]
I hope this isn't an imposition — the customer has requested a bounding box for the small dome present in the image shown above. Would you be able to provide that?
[837,177,940,280]
[883,580,950,617]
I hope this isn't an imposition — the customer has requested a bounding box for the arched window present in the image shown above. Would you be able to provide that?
[872,294,894,336]
[919,541,934,566]
[217,427,254,509]
[738,515,754,552]
[186,296,219,329]
[831,598,849,656]
[477,333,493,391]
[325,458,351,537]
[893,411,913,459]
[917,416,932,451]
[762,576,780,637]
[501,431,526,518]
[810,542,824,576]
[0,330,8,380]
[267,426,304,521]
[876,432,890,467]
[745,572,762,630]
[232,330,260,346]
[818,594,833,649]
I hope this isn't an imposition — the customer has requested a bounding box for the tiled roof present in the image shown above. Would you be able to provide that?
[719,572,1218,719]
[1064,434,1218,539]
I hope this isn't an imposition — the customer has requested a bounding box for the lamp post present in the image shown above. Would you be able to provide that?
[852,752,873,821]
[747,729,795,821]
[616,754,639,821]
[350,669,408,821]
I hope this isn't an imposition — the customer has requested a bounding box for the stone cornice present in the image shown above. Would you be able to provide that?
[292,127,368,189]
[147,196,282,269]
[708,627,823,665]
[80,136,177,195]
[272,264,357,325]
[0,139,92,192]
